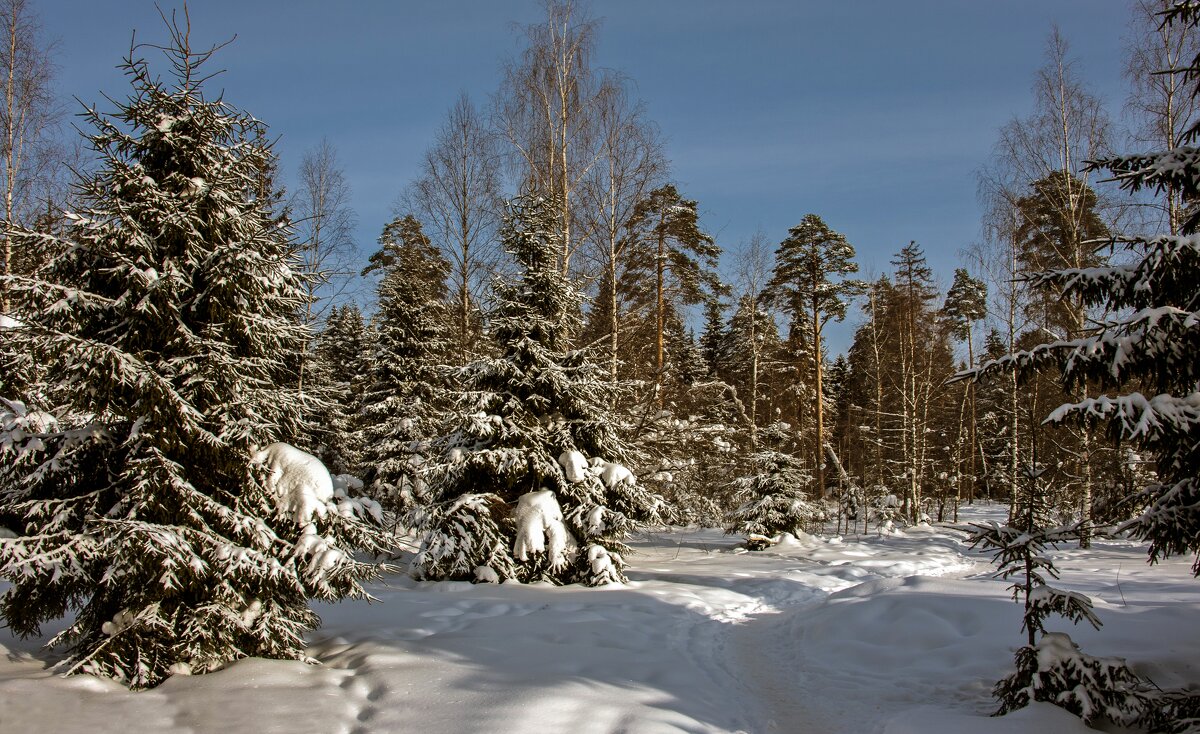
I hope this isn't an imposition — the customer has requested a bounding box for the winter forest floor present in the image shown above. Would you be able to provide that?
[2,503,1198,734]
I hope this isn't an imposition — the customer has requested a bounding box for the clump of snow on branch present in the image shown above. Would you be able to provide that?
[586,544,622,585]
[513,490,573,569]
[252,442,335,525]
[0,399,56,458]
[558,450,588,483]
[250,445,384,528]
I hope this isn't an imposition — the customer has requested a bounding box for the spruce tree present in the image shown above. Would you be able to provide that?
[0,21,388,689]
[954,10,1200,727]
[699,297,727,377]
[358,215,450,513]
[970,4,1200,576]
[312,304,370,477]
[725,423,820,547]
[718,294,784,440]
[412,193,661,585]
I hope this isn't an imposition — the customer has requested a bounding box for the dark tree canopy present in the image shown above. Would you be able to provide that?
[0,20,388,689]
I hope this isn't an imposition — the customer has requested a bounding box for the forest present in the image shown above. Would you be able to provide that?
[2,1,1200,732]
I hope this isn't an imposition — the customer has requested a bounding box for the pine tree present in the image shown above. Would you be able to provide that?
[358,215,450,513]
[765,214,863,498]
[625,184,724,402]
[412,193,661,585]
[0,19,388,689]
[1014,172,1109,339]
[941,269,987,504]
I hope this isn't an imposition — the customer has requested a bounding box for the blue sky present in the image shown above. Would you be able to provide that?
[42,1,1135,352]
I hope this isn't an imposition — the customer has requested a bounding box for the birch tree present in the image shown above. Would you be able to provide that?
[293,139,357,392]
[496,0,603,275]
[979,28,1114,544]
[0,0,60,314]
[405,93,503,364]
[1125,0,1200,235]
[579,77,665,383]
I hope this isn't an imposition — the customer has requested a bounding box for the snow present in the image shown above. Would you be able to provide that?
[557,451,635,489]
[0,313,21,329]
[2,503,1198,733]
[512,489,573,568]
[251,442,334,525]
[598,460,634,488]
[558,449,588,483]
[474,565,501,584]
[182,177,206,198]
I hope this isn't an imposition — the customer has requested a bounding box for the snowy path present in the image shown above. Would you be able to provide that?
[3,505,1200,733]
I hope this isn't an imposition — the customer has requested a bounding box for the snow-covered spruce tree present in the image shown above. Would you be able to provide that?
[412,192,662,585]
[1054,3,1200,579]
[962,7,1200,727]
[0,21,390,689]
[725,422,821,548]
[311,303,370,477]
[631,377,746,528]
[358,215,450,514]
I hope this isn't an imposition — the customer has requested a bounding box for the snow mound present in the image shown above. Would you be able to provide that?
[252,442,334,525]
[473,566,500,584]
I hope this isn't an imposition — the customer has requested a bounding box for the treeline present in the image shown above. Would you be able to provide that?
[295,2,1192,538]
[0,0,1193,538]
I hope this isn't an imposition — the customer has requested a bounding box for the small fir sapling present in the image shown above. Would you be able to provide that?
[970,464,1153,725]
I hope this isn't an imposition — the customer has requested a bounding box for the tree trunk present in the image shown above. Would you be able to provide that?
[2,5,17,315]
[812,297,825,498]
[654,213,666,407]
[966,324,977,503]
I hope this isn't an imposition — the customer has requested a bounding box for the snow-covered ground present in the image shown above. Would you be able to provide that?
[3,503,1198,733]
